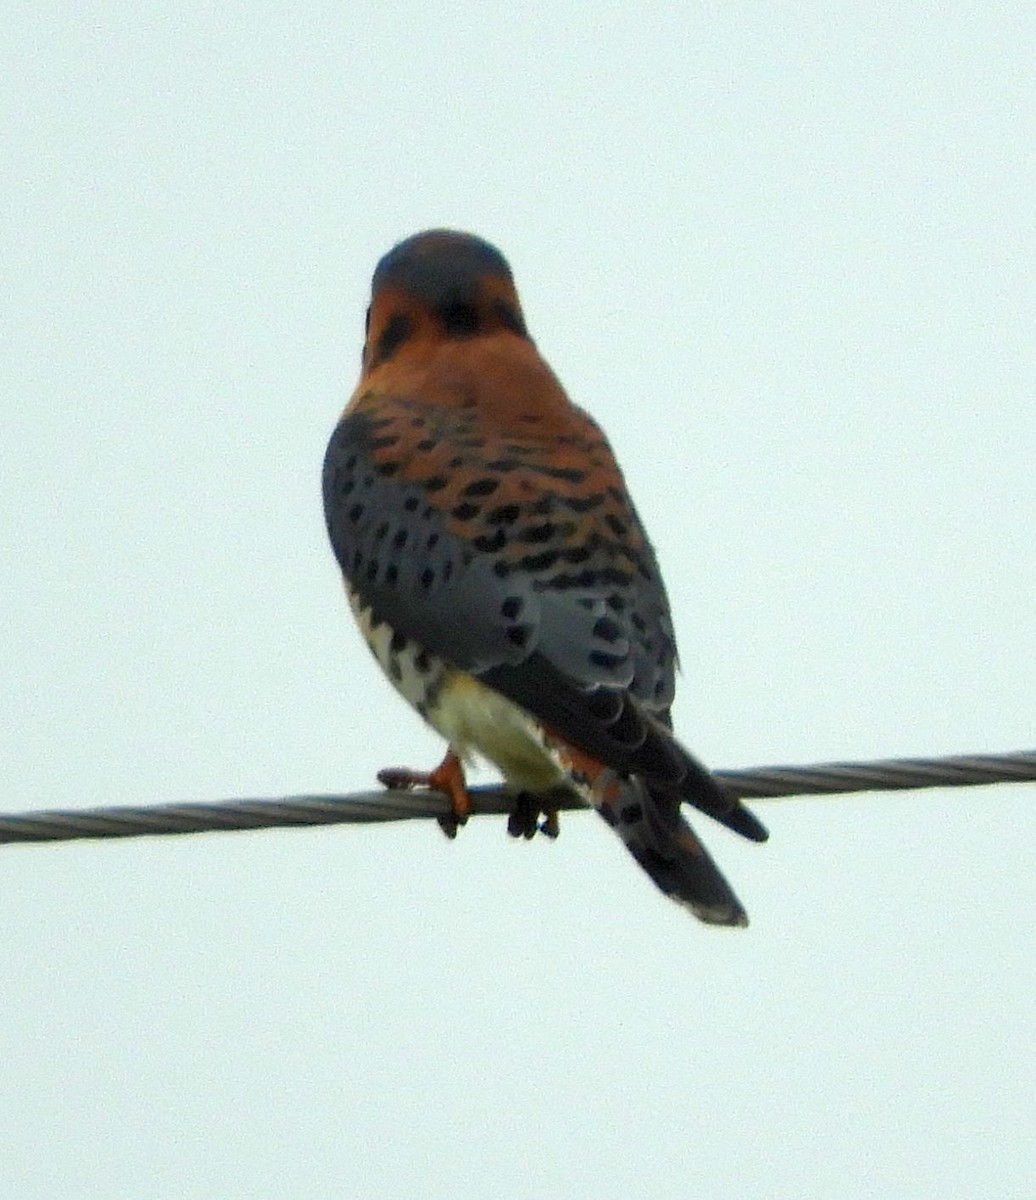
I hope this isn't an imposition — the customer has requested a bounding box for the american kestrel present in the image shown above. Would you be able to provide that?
[322,230,766,925]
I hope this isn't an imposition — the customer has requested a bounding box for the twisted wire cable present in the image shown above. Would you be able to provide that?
[1,749,1032,846]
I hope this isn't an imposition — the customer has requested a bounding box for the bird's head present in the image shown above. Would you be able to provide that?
[362,230,529,373]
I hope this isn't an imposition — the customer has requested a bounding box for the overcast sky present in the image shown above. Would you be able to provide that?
[2,4,1033,1198]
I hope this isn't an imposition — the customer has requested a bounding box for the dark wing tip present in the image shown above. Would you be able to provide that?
[720,804,769,843]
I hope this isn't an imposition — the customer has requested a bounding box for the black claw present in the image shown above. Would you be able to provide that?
[437,814,460,839]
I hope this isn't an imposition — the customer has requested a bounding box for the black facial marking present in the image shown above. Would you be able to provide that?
[492,299,528,336]
[371,313,413,367]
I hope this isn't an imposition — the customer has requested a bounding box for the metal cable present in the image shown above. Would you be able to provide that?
[1,749,1032,846]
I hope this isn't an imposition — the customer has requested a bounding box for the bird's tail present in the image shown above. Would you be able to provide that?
[550,741,749,926]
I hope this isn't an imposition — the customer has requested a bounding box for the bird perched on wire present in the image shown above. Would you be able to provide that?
[322,230,766,925]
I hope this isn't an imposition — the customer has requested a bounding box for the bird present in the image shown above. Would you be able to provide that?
[322,230,767,925]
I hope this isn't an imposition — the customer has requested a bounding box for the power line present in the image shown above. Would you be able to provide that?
[1,749,1032,846]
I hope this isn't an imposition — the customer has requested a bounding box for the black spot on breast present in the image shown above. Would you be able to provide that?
[462,478,500,498]
[390,630,407,654]
[561,546,591,565]
[416,438,436,452]
[385,565,398,585]
[589,649,626,670]
[420,567,435,589]
[426,532,440,549]
[392,530,408,550]
[599,566,633,587]
[506,625,532,648]
[424,475,448,492]
[403,496,420,512]
[500,596,523,620]
[543,569,600,590]
[374,521,389,540]
[452,502,480,521]
[473,529,507,553]
[347,503,364,523]
[592,616,623,643]
[564,492,605,513]
[535,464,585,484]
[375,461,399,477]
[520,522,557,544]
[414,649,432,674]
[518,549,560,573]
[487,503,521,525]
[370,434,400,452]
[484,458,521,472]
[605,513,628,538]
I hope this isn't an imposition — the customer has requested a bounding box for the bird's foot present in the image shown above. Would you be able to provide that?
[377,749,471,839]
[507,791,561,841]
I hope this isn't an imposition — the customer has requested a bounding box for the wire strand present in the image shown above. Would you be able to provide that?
[1,749,1032,846]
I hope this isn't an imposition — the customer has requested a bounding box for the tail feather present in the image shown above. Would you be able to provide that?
[544,734,749,925]
[598,774,749,926]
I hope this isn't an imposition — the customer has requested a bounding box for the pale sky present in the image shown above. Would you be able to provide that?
[2,5,1033,1198]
